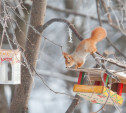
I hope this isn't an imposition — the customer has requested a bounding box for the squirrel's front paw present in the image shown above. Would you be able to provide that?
[74,65,78,69]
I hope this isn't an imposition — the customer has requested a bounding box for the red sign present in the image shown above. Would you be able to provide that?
[1,58,12,63]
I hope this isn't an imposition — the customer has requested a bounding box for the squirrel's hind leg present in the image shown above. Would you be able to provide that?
[90,47,97,54]
[85,46,97,54]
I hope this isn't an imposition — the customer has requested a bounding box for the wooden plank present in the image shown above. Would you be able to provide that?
[112,83,126,93]
[67,68,126,84]
[117,83,123,96]
[73,84,123,105]
[89,76,126,84]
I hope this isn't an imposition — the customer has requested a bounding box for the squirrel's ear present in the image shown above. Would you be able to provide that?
[62,52,68,56]
[62,52,69,59]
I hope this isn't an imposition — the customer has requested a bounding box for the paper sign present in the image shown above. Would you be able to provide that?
[73,84,123,105]
[0,49,21,84]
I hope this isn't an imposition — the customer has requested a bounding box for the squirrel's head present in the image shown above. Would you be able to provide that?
[63,52,74,68]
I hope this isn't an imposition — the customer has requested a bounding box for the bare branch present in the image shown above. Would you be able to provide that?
[106,38,126,59]
[65,94,80,113]
[101,0,112,23]
[37,69,78,82]
[47,5,108,23]
[38,18,83,41]
[96,0,102,26]
[92,54,120,81]
[31,64,77,98]
[96,57,126,69]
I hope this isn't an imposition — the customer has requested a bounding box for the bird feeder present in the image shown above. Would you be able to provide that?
[71,69,124,106]
[0,49,21,84]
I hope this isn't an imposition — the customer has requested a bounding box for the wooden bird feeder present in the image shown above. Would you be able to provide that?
[0,49,21,84]
[68,68,126,106]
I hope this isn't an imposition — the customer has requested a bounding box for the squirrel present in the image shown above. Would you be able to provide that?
[63,26,107,69]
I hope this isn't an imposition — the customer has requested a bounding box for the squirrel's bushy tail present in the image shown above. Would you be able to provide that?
[91,27,107,43]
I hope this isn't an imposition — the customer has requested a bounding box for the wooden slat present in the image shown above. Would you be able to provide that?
[67,68,126,84]
[90,76,126,84]
[112,83,126,93]
[117,83,123,96]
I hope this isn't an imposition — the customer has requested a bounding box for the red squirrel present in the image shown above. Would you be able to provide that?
[63,27,107,69]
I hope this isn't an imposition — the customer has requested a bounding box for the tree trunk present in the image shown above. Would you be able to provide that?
[10,2,31,102]
[9,0,46,113]
[0,2,8,113]
[0,85,8,113]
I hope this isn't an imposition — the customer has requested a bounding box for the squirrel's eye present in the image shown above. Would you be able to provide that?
[67,62,70,64]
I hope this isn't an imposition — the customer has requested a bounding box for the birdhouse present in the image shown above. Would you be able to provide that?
[0,49,21,84]
[69,68,125,106]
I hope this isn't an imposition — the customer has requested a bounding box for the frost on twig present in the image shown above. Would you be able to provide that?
[68,28,73,43]
[95,57,126,69]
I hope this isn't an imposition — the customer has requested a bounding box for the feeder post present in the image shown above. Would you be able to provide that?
[102,73,108,86]
[94,81,100,85]
[78,72,83,84]
[117,83,123,96]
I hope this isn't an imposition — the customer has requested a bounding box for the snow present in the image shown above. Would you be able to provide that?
[116,72,126,78]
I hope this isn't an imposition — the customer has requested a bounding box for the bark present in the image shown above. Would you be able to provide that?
[15,3,31,49]
[65,0,74,17]
[9,0,46,113]
[10,2,31,102]
[0,2,8,113]
[0,85,8,113]
[65,94,80,113]
[65,0,74,10]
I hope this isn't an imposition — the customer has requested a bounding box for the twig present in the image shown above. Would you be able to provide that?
[30,64,78,99]
[95,87,111,113]
[92,53,120,82]
[37,69,78,83]
[106,38,126,59]
[96,57,126,69]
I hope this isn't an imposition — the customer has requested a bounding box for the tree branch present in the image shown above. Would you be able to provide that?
[96,0,102,26]
[92,54,120,82]
[106,38,126,59]
[65,94,80,113]
[38,18,83,41]
[47,5,108,23]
